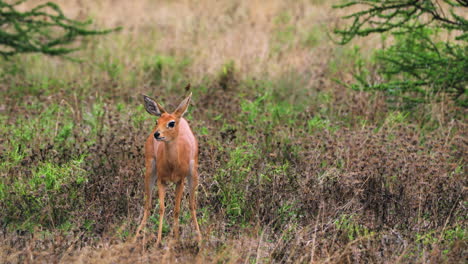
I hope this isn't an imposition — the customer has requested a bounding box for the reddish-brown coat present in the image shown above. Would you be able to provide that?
[134,92,202,246]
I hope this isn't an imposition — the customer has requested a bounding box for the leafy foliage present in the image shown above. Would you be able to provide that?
[334,0,468,106]
[0,0,118,57]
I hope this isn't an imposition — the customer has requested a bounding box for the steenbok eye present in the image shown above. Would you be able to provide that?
[168,121,175,128]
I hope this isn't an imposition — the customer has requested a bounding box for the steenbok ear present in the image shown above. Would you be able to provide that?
[143,95,167,116]
[173,92,192,118]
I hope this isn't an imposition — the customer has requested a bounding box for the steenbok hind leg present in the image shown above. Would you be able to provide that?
[188,171,202,243]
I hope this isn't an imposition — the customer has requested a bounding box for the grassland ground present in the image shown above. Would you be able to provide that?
[0,0,466,263]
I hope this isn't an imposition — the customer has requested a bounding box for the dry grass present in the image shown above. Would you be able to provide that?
[16,0,353,81]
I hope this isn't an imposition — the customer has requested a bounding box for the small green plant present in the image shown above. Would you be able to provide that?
[272,11,296,52]
[0,102,77,170]
[143,55,191,87]
[334,214,373,241]
[381,111,409,132]
[240,94,268,126]
[303,25,324,48]
[214,143,259,225]
[1,156,88,230]
[28,156,87,191]
[99,55,123,81]
[83,100,107,143]
[240,91,301,129]
[328,45,364,77]
[149,214,170,235]
[218,60,237,90]
[307,116,330,132]
[277,200,299,227]
[415,226,466,247]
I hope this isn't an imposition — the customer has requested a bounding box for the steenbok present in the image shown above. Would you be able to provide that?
[134,88,202,246]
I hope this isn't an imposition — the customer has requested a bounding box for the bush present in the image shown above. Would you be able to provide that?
[334,0,468,107]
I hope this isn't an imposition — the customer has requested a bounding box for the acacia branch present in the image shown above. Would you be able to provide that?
[0,1,121,58]
[333,0,467,44]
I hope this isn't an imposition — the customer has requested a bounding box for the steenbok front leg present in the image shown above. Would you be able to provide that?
[134,158,156,242]
[156,181,166,246]
[173,180,185,239]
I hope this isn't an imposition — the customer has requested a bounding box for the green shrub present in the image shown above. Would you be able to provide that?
[1,157,88,230]
[214,143,259,226]
[334,0,468,107]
